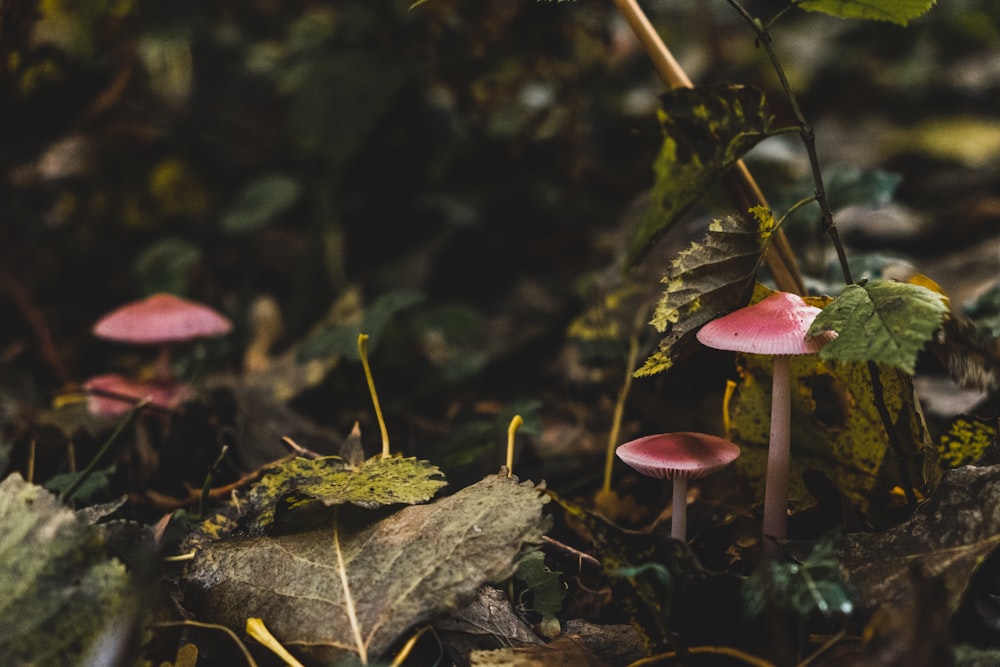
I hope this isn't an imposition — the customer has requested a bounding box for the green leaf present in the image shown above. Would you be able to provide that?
[0,474,130,663]
[246,455,447,533]
[184,474,550,664]
[626,84,774,267]
[743,532,853,619]
[132,237,202,296]
[796,0,936,25]
[637,208,774,376]
[298,289,425,362]
[809,279,949,374]
[514,549,565,638]
[220,174,301,234]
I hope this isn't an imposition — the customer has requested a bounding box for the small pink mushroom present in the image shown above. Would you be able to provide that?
[84,373,186,419]
[92,293,232,381]
[616,432,741,540]
[696,291,830,540]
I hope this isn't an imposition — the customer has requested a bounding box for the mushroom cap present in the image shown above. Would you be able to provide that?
[616,432,741,480]
[696,291,826,355]
[84,373,187,418]
[93,293,232,344]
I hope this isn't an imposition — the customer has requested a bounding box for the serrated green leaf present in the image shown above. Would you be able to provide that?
[0,474,130,663]
[797,0,936,25]
[809,279,949,374]
[626,85,774,267]
[637,208,773,376]
[247,455,447,532]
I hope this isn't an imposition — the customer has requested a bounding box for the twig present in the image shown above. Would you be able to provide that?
[725,0,854,285]
[154,620,259,667]
[611,0,805,295]
[0,264,72,385]
[628,644,778,667]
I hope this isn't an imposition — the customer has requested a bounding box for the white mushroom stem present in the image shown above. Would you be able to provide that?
[762,355,792,540]
[671,477,688,540]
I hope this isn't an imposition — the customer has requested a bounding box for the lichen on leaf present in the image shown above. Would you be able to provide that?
[808,278,949,374]
[637,207,774,376]
[626,85,774,268]
[246,454,447,533]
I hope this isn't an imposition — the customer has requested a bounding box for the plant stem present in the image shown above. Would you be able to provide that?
[725,0,854,285]
[603,334,640,493]
[358,333,391,458]
[506,414,523,477]
[61,397,150,503]
[867,361,917,507]
[611,0,805,295]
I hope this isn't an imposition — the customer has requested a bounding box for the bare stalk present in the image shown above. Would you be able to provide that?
[725,0,854,285]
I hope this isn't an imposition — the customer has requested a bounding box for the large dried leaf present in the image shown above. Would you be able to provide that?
[184,474,550,664]
[246,454,447,533]
[797,0,937,25]
[838,464,1000,616]
[626,85,774,267]
[0,474,130,663]
[636,208,773,376]
[809,279,949,374]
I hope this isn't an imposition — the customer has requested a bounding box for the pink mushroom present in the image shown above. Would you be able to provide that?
[86,293,232,418]
[616,432,740,540]
[92,293,232,381]
[696,291,829,540]
[83,373,187,419]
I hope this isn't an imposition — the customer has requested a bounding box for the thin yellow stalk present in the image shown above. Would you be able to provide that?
[506,415,524,477]
[357,333,390,458]
[602,335,640,493]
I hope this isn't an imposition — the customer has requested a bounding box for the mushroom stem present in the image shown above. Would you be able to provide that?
[671,477,688,540]
[762,355,792,540]
[155,345,173,382]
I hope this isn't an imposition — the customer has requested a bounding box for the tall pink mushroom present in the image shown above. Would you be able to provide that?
[87,293,232,417]
[696,291,827,540]
[616,432,740,540]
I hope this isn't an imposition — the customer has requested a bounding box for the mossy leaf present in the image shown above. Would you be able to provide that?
[246,455,447,533]
[809,279,949,374]
[797,0,936,25]
[184,474,550,664]
[626,84,774,267]
[0,474,130,663]
[637,208,774,376]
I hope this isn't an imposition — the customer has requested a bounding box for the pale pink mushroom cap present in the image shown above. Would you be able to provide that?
[84,373,187,418]
[92,293,232,345]
[616,432,741,480]
[696,291,826,355]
